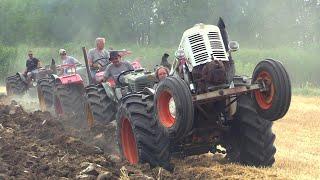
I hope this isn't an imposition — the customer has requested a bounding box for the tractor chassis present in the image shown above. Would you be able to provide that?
[170,81,268,157]
[192,83,264,104]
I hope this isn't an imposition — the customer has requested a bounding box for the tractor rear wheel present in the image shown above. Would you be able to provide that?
[116,93,172,171]
[37,77,54,111]
[85,84,117,128]
[226,95,276,167]
[252,59,291,121]
[54,82,85,121]
[6,74,28,95]
[155,76,194,141]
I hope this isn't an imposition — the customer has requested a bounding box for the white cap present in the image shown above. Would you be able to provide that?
[59,49,66,55]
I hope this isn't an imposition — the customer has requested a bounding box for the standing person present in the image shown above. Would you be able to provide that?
[25,50,41,80]
[59,49,80,65]
[160,53,171,70]
[104,51,134,86]
[87,37,110,79]
[155,66,169,81]
[153,66,169,89]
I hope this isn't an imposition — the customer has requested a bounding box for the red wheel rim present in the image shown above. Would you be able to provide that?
[157,90,175,128]
[121,117,138,164]
[54,96,63,115]
[254,71,275,110]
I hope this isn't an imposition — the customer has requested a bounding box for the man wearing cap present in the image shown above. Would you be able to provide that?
[88,37,110,78]
[25,50,41,80]
[104,51,134,85]
[59,49,80,65]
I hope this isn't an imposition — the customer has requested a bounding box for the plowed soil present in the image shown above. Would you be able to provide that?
[0,92,319,179]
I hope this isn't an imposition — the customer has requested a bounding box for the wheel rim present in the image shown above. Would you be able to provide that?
[157,90,176,128]
[86,104,94,128]
[254,71,275,110]
[38,90,46,111]
[54,96,63,115]
[120,117,138,164]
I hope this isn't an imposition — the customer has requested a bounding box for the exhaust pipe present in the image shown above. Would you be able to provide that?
[82,47,93,84]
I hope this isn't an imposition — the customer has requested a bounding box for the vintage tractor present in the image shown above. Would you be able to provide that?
[37,62,89,120]
[151,19,291,168]
[6,59,56,96]
[82,48,143,127]
[115,19,291,171]
[82,48,172,169]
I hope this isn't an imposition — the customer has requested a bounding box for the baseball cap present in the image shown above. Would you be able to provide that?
[59,49,66,55]
[109,51,119,60]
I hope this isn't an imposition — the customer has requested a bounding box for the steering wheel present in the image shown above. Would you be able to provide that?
[116,69,134,86]
[93,57,109,68]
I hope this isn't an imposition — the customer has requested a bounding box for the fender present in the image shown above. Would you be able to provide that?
[16,72,28,84]
[101,82,117,103]
[51,74,83,85]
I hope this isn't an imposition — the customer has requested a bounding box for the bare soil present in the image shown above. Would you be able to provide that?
[1,93,319,179]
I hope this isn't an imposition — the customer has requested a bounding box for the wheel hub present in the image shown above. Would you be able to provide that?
[255,71,275,110]
[157,90,176,128]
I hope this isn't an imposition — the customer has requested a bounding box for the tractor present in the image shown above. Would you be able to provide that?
[82,48,143,127]
[82,48,172,169]
[5,59,56,96]
[37,61,89,121]
[118,18,291,171]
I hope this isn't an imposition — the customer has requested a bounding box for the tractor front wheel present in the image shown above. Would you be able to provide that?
[252,59,291,121]
[155,76,194,141]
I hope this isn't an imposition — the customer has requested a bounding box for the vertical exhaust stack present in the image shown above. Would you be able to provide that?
[82,47,93,84]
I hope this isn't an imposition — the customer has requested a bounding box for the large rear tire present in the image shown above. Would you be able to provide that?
[54,82,85,120]
[85,84,117,128]
[155,76,194,141]
[116,93,172,171]
[225,95,276,167]
[37,77,54,111]
[252,59,291,121]
[6,74,28,95]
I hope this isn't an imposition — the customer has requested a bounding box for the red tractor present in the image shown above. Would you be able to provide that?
[117,19,291,171]
[37,63,89,121]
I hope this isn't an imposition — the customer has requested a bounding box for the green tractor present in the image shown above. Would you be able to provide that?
[82,48,172,170]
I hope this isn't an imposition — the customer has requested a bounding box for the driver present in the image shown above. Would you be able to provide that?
[87,37,110,78]
[59,49,80,65]
[104,51,134,85]
[25,50,41,80]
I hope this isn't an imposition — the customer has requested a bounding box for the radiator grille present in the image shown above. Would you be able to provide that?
[208,31,227,59]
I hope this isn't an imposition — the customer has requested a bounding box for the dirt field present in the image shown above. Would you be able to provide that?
[0,90,319,179]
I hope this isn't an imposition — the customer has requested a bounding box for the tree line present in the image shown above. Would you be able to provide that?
[1,0,319,47]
